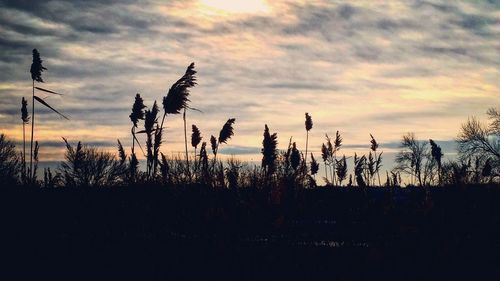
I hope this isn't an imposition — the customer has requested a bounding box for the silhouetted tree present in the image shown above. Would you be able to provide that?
[457,108,500,181]
[395,133,428,186]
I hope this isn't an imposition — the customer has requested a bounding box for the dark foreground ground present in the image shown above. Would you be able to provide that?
[1,184,500,280]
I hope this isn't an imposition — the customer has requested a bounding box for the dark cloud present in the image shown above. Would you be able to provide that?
[218,145,260,155]
[12,139,116,148]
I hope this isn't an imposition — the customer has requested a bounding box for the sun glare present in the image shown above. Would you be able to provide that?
[198,0,270,14]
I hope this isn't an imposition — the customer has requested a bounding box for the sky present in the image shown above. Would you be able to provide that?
[0,0,499,172]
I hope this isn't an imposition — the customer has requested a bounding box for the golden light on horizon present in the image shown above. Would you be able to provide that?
[198,0,270,15]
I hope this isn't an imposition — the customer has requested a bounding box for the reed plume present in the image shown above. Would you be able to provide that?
[162,63,196,115]
[144,101,159,178]
[21,97,29,182]
[117,139,127,165]
[368,151,375,186]
[304,113,313,184]
[199,141,209,183]
[160,63,197,176]
[219,118,236,144]
[191,125,202,149]
[261,124,278,177]
[354,153,367,187]
[370,134,382,186]
[304,113,312,162]
[336,155,347,186]
[333,131,343,186]
[321,143,329,183]
[129,93,146,155]
[191,124,202,169]
[290,142,301,171]
[210,135,217,155]
[212,118,236,163]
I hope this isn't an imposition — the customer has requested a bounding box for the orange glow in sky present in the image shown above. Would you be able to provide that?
[198,0,271,14]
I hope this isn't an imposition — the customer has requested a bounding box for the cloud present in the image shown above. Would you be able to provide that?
[218,145,261,155]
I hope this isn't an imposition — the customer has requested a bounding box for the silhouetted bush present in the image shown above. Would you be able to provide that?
[0,134,20,185]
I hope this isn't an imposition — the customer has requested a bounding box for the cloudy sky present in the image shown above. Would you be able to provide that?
[0,0,499,169]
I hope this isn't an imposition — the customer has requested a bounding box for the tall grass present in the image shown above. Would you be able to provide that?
[191,124,202,170]
[369,134,382,186]
[262,124,278,180]
[129,93,146,155]
[28,49,67,183]
[304,113,312,184]
[212,118,236,164]
[160,63,196,176]
[10,54,499,188]
[21,97,29,183]
[29,49,45,181]
[144,101,160,179]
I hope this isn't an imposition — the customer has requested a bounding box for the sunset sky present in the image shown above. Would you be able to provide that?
[0,0,498,171]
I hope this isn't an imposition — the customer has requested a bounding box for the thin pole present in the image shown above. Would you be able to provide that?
[183,108,190,178]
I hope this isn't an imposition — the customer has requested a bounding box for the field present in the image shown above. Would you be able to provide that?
[1,184,499,280]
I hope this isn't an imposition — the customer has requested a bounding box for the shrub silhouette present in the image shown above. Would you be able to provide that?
[60,138,126,187]
[0,134,20,185]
